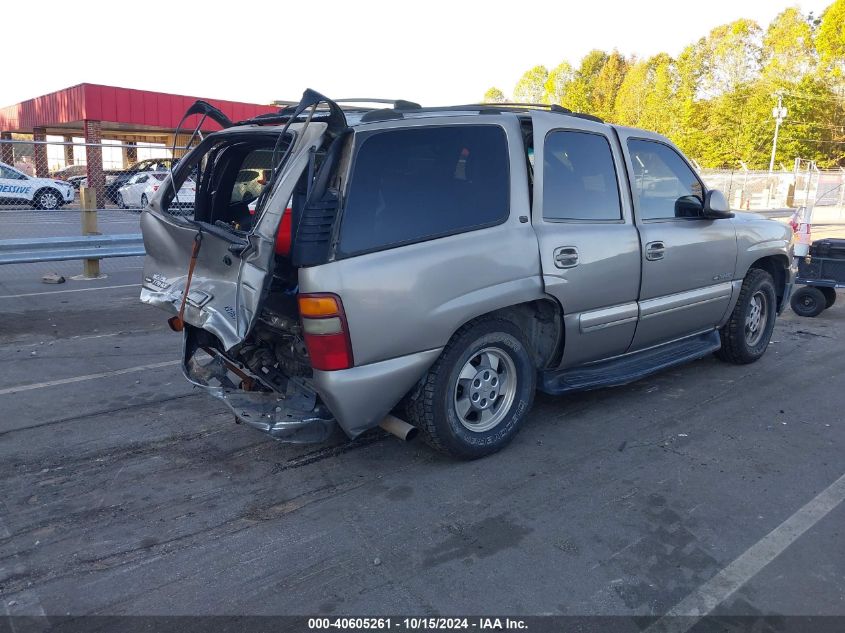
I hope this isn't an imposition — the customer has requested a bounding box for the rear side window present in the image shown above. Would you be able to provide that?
[339,125,509,255]
[543,131,621,221]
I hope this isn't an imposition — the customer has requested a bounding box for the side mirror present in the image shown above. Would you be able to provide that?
[703,189,734,219]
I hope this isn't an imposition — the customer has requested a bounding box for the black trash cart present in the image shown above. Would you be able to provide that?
[791,238,845,317]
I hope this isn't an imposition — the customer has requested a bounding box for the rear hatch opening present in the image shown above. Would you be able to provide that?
[141,91,352,441]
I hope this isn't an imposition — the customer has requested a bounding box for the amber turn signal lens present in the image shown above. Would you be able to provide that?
[298,295,340,317]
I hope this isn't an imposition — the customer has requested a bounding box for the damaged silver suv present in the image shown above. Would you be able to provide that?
[140,90,793,459]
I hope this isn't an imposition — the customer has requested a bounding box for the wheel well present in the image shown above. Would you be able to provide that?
[484,299,564,369]
[749,255,790,310]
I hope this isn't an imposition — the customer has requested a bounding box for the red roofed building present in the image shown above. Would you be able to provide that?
[0,84,276,201]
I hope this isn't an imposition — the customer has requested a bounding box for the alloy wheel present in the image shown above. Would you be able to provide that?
[453,347,518,432]
[745,290,768,346]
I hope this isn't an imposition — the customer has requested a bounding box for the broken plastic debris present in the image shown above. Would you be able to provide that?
[41,272,65,284]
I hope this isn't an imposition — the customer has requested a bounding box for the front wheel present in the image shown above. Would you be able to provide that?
[404,318,536,459]
[34,188,61,210]
[116,193,126,209]
[140,194,149,209]
[716,268,777,364]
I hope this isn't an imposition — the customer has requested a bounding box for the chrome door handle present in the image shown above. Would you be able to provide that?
[554,246,579,268]
[645,241,665,261]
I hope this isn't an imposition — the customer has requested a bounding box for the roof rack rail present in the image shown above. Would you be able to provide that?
[271,97,422,110]
[476,102,571,112]
[249,96,604,126]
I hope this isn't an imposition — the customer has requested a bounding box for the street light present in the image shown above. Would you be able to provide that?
[769,94,787,173]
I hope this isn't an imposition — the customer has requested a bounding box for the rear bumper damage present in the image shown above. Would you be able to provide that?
[181,327,336,443]
[180,326,442,444]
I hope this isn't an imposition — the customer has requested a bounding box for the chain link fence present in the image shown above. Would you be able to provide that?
[0,136,198,240]
[0,136,197,210]
[699,167,845,212]
[0,136,199,280]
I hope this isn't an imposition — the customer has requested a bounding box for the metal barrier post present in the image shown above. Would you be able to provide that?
[79,186,102,279]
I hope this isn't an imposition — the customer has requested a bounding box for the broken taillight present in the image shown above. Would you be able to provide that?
[298,293,353,371]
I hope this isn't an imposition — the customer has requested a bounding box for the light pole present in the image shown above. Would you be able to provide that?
[769,94,787,173]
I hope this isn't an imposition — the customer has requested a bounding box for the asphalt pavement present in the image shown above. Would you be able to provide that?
[0,215,843,623]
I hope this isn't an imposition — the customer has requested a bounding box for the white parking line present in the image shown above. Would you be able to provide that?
[0,360,180,396]
[0,283,139,299]
[646,471,845,633]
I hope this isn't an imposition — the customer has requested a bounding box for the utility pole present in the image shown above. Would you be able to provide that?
[769,93,787,173]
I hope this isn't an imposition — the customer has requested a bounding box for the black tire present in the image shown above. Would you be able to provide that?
[116,193,126,209]
[819,286,837,309]
[33,188,61,210]
[404,318,536,459]
[716,268,777,364]
[790,286,826,318]
[141,194,149,209]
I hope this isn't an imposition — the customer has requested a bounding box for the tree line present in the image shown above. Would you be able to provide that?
[484,0,845,169]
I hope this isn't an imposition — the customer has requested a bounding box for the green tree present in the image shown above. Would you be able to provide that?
[665,42,701,158]
[816,0,845,77]
[543,62,574,105]
[513,65,549,103]
[701,19,763,95]
[642,54,677,135]
[483,87,507,103]
[561,50,609,112]
[762,7,816,83]
[776,77,842,166]
[614,58,651,126]
[494,4,845,168]
[591,51,629,120]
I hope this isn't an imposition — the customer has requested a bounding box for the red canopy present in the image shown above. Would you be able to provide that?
[0,83,277,134]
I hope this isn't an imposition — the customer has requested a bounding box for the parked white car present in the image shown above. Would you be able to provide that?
[0,161,74,209]
[116,171,195,211]
[233,168,271,203]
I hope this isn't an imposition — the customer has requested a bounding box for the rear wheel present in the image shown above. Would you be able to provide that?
[141,194,149,209]
[791,286,826,317]
[716,268,777,364]
[404,318,535,459]
[819,286,837,309]
[34,188,61,210]
[116,193,126,209]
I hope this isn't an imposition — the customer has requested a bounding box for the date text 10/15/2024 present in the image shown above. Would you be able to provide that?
[308,617,528,630]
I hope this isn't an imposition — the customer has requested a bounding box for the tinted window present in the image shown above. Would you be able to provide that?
[339,126,509,255]
[543,131,621,221]
[627,139,704,220]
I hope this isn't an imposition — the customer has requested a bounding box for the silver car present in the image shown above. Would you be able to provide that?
[140,90,794,459]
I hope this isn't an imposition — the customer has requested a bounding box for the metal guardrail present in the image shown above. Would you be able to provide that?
[0,234,144,265]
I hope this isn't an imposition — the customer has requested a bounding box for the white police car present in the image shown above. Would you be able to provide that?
[0,161,75,209]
